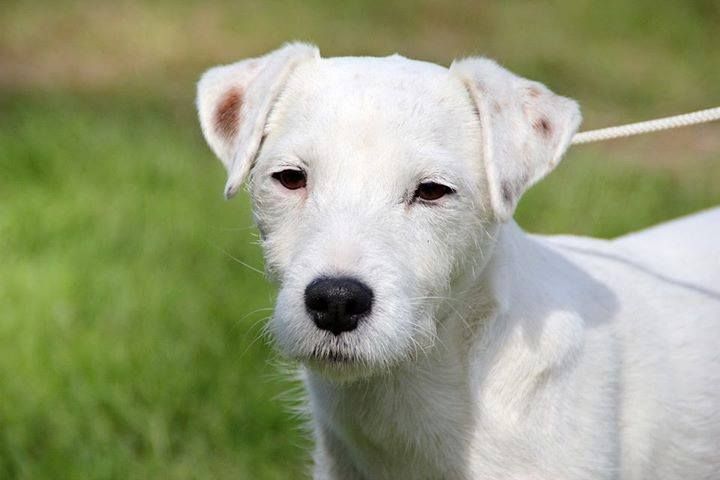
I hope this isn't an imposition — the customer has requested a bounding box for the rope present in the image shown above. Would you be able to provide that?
[571,106,720,145]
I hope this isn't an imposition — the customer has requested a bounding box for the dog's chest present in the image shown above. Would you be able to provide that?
[308,330,507,478]
[316,374,567,480]
[327,374,475,479]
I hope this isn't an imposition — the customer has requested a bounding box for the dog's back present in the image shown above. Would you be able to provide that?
[616,207,720,287]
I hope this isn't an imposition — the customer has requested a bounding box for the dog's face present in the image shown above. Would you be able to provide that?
[197,44,581,379]
[251,57,486,376]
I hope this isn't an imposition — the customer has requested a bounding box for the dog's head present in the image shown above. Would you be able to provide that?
[197,43,580,380]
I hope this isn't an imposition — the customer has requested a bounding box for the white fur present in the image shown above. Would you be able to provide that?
[197,44,720,479]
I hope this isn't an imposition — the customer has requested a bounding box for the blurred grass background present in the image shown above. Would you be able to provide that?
[0,0,718,478]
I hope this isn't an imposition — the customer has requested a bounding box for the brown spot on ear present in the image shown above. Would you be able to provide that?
[214,88,243,140]
[533,117,552,137]
[528,86,542,98]
[493,101,502,113]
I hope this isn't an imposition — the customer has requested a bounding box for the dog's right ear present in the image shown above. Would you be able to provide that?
[451,58,581,222]
[196,43,319,198]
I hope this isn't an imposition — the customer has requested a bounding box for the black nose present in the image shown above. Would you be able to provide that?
[304,277,374,335]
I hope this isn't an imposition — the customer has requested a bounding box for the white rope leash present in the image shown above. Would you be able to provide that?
[571,106,720,145]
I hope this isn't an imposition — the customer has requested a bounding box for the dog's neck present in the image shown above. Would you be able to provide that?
[304,221,577,478]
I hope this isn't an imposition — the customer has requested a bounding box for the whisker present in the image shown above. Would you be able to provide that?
[212,244,266,276]
[236,306,275,324]
[238,315,274,359]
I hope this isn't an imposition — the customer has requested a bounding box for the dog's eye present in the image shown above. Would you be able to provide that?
[272,169,307,190]
[414,182,455,202]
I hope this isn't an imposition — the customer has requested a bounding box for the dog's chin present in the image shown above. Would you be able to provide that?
[287,342,413,383]
[301,354,375,382]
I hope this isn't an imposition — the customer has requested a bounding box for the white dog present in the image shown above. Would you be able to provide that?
[196,43,720,479]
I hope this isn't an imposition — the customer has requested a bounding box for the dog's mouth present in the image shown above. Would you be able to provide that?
[301,345,375,381]
[307,345,356,365]
[297,342,372,379]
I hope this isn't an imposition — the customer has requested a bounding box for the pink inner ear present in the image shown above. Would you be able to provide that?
[214,88,243,140]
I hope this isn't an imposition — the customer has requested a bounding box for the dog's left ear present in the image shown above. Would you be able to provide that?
[450,58,581,222]
[196,43,320,198]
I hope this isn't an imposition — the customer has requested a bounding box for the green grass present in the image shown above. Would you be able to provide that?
[1,1,719,478]
[0,94,309,479]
